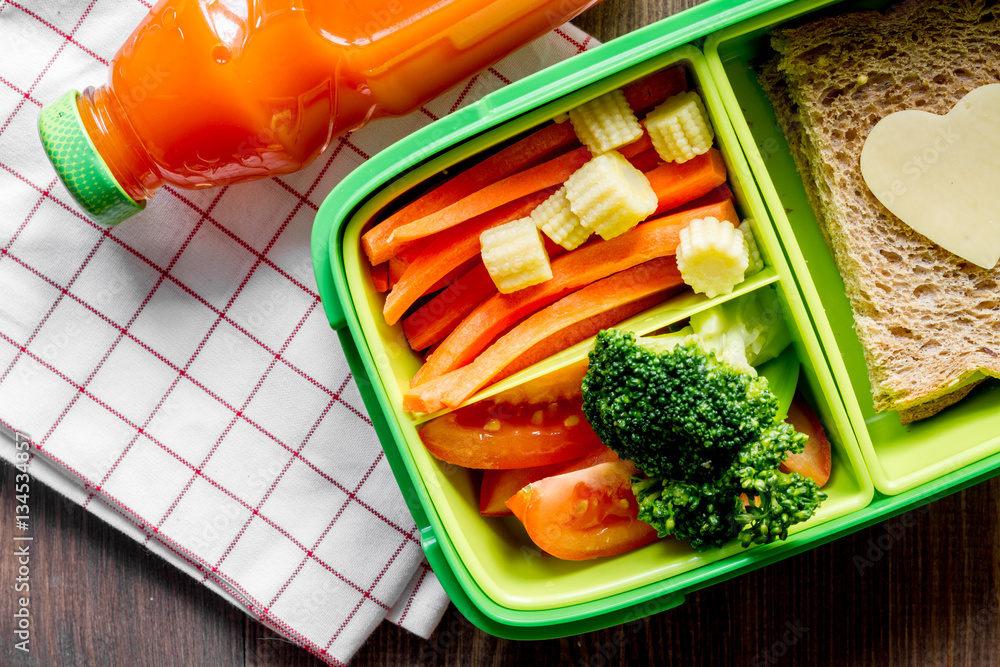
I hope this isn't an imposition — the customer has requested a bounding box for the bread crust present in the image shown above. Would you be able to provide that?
[761,0,1000,420]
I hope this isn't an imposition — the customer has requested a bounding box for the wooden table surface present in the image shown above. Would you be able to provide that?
[4,1,1000,665]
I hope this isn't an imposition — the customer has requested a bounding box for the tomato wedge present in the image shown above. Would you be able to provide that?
[418,397,603,469]
[506,460,659,560]
[479,446,619,516]
[781,395,833,487]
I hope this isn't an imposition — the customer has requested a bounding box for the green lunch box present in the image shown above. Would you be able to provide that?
[311,0,1000,638]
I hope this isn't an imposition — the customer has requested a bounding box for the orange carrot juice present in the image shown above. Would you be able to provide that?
[38,0,600,225]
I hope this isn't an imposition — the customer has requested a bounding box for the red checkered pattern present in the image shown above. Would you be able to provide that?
[0,0,597,663]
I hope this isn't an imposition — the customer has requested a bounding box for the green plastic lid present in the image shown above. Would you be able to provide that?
[38,90,145,226]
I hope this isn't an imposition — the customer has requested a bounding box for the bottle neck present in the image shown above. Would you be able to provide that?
[76,86,161,202]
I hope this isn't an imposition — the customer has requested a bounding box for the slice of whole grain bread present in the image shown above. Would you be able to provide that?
[761,0,1000,422]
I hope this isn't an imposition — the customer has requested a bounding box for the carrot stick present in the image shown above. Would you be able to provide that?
[646,148,728,215]
[622,66,688,116]
[425,258,480,294]
[628,148,661,173]
[618,131,653,160]
[387,238,432,289]
[647,197,738,228]
[401,256,685,413]
[677,183,733,210]
[655,185,736,223]
[383,191,551,326]
[402,239,569,352]
[370,263,389,293]
[387,241,477,294]
[398,140,654,296]
[409,199,735,386]
[402,264,495,351]
[364,67,684,266]
[389,147,591,248]
[492,291,677,384]
[362,122,579,265]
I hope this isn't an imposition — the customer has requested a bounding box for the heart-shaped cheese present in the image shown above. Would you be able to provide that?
[860,83,1000,270]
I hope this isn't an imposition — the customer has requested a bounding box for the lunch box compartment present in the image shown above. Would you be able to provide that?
[704,0,1000,495]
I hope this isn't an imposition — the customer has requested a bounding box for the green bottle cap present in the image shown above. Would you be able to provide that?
[37,90,145,226]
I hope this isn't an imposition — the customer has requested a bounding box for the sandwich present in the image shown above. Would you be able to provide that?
[759,0,1000,423]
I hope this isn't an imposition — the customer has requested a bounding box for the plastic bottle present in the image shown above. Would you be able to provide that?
[38,0,599,225]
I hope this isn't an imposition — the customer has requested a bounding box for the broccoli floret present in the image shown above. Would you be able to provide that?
[581,294,825,551]
[733,466,824,547]
[582,332,777,482]
[632,476,745,550]
[630,418,821,550]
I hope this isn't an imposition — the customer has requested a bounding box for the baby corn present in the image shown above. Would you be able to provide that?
[568,89,644,155]
[739,220,765,276]
[480,217,553,293]
[645,91,714,164]
[675,216,749,298]
[531,187,592,251]
[564,151,657,241]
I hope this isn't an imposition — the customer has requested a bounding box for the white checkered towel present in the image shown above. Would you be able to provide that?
[0,0,596,662]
